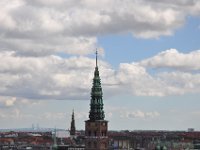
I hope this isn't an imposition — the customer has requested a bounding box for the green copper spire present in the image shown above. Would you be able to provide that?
[89,50,105,121]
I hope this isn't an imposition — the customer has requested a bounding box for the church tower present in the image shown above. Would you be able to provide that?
[85,50,109,150]
[70,109,76,138]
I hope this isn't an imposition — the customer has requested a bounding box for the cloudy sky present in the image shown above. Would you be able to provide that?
[0,0,200,131]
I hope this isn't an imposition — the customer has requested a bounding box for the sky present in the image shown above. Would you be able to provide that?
[0,0,200,131]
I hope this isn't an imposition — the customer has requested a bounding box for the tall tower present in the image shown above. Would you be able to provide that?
[70,109,76,137]
[85,50,108,150]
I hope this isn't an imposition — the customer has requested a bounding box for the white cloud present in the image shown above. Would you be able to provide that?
[42,112,66,120]
[126,110,160,119]
[112,49,200,96]
[105,106,160,120]
[1,49,200,100]
[158,71,200,95]
[0,108,35,120]
[0,97,16,108]
[0,51,111,100]
[120,110,160,119]
[0,0,200,56]
[140,49,200,70]
[74,111,88,120]
[0,96,41,108]
[4,98,16,107]
[1,0,199,99]
[116,63,167,96]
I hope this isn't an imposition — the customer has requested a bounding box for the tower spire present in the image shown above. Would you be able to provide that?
[85,50,108,150]
[88,50,105,121]
[70,109,76,137]
[96,48,98,67]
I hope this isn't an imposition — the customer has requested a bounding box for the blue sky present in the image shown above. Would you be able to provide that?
[0,0,200,131]
[99,16,200,67]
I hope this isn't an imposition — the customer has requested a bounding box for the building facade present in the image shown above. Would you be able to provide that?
[85,51,108,150]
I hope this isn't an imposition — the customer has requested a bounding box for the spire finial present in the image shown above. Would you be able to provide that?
[72,109,74,119]
[96,48,98,67]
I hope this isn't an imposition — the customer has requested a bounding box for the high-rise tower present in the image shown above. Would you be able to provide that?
[85,50,108,150]
[70,109,76,138]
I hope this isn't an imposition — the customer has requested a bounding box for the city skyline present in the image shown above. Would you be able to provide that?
[0,0,200,130]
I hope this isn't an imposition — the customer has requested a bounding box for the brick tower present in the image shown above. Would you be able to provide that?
[85,50,108,150]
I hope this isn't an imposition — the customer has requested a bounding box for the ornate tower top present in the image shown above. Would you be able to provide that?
[88,49,105,121]
[70,109,76,136]
[85,49,108,150]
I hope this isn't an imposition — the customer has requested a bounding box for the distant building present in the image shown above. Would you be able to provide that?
[85,51,109,150]
[188,128,195,132]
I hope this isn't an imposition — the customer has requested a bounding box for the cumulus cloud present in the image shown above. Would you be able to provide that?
[0,50,164,99]
[42,112,66,120]
[0,97,16,108]
[74,111,88,120]
[0,51,112,100]
[126,110,160,119]
[0,96,41,109]
[1,49,200,100]
[116,63,166,96]
[158,71,200,95]
[0,0,200,99]
[105,106,160,120]
[0,0,200,56]
[140,49,200,70]
[112,49,200,96]
[119,109,160,119]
